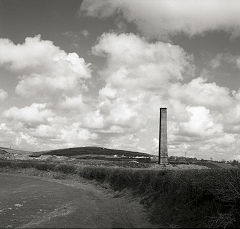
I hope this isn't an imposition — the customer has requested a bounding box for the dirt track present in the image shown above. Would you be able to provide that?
[0,173,157,228]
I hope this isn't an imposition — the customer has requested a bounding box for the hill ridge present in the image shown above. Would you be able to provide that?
[32,146,152,158]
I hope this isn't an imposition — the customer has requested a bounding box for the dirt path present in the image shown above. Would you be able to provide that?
[0,173,157,228]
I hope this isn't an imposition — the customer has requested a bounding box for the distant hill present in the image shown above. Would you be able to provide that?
[0,147,32,160]
[0,149,8,154]
[0,147,32,155]
[31,147,152,158]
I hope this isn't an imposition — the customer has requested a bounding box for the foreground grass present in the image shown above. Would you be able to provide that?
[0,159,240,228]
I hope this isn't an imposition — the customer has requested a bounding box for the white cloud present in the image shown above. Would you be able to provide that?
[93,33,193,90]
[89,33,191,148]
[169,77,233,109]
[4,103,54,125]
[0,36,91,99]
[106,99,140,126]
[180,106,222,137]
[82,110,104,129]
[58,95,86,110]
[59,122,98,143]
[0,36,61,71]
[0,113,99,151]
[81,0,240,38]
[88,33,194,145]
[34,124,58,139]
[15,132,37,147]
[99,85,117,99]
[0,89,7,101]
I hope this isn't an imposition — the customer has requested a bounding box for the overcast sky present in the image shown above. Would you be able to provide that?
[1,0,240,160]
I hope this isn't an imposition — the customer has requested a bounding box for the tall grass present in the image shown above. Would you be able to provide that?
[0,159,240,227]
[79,167,240,227]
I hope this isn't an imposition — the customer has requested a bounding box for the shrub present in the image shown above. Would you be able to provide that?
[54,164,76,174]
[33,163,55,171]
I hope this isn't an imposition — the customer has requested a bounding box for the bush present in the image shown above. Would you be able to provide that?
[54,164,76,174]
[34,163,56,171]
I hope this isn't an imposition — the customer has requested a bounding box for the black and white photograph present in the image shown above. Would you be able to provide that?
[0,0,240,228]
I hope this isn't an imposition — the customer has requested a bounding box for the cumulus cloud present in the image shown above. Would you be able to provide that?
[60,122,98,142]
[58,95,86,110]
[0,36,96,150]
[0,34,99,150]
[88,33,188,146]
[82,110,104,129]
[0,35,91,99]
[4,103,54,125]
[168,78,233,109]
[89,33,193,138]
[81,0,240,38]
[0,89,7,101]
[180,106,222,137]
[0,111,99,151]
[93,33,193,90]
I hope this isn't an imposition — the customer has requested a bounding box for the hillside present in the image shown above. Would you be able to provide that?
[32,146,152,158]
[0,149,8,155]
[0,147,32,155]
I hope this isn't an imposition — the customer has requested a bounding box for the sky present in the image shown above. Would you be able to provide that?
[1,0,240,160]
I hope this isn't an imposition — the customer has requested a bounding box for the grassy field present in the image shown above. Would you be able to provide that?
[0,159,239,228]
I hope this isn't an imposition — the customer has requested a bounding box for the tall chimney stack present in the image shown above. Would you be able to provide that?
[159,108,168,165]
